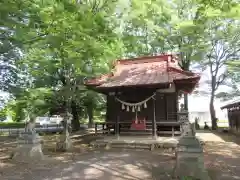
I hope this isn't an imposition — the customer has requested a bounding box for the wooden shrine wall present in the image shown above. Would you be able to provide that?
[106,95,116,123]
[106,91,154,122]
[155,92,178,122]
[228,110,240,134]
[106,90,178,123]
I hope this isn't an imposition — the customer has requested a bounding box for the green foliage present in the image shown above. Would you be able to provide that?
[0,0,29,93]
[0,0,239,127]
[1,0,123,126]
[0,108,7,121]
[6,88,53,122]
[218,60,240,99]
[0,122,25,129]
[180,176,198,180]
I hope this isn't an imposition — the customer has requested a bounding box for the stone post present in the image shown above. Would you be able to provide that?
[56,112,72,151]
[173,122,210,180]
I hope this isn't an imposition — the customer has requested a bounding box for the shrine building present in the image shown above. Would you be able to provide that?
[86,54,200,137]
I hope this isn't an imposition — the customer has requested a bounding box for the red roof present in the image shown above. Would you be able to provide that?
[86,54,200,88]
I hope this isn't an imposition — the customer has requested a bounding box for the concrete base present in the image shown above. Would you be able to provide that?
[12,143,44,162]
[56,134,72,151]
[12,132,44,162]
[173,152,210,180]
[173,136,210,180]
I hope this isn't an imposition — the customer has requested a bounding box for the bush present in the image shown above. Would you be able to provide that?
[0,122,26,129]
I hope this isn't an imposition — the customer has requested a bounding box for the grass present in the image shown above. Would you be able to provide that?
[79,116,105,125]
[217,119,228,123]
[217,119,229,128]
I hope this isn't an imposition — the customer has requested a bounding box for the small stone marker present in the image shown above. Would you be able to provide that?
[56,112,72,151]
[173,122,210,180]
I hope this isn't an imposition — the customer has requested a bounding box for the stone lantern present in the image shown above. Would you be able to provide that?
[12,115,44,162]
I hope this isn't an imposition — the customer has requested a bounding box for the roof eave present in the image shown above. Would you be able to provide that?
[95,82,171,90]
[221,102,240,109]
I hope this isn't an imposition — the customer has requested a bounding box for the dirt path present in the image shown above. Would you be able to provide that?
[200,131,240,180]
[1,150,176,180]
[0,131,239,180]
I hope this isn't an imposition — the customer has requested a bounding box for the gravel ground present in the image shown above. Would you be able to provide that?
[0,131,239,180]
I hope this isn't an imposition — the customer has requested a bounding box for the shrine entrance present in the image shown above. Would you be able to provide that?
[115,91,155,135]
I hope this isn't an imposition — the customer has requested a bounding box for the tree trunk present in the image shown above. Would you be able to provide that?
[180,57,190,112]
[183,93,188,111]
[210,92,217,130]
[87,103,94,128]
[71,100,80,131]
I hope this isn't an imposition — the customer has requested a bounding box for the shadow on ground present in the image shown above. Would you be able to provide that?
[0,131,239,180]
[1,149,175,180]
[212,131,240,146]
[200,131,240,180]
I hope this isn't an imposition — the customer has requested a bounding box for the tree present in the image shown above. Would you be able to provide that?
[195,0,240,19]
[81,90,106,127]
[216,60,240,100]
[0,0,28,94]
[15,0,123,129]
[199,20,240,129]
[166,0,208,110]
[120,0,171,57]
[122,0,206,110]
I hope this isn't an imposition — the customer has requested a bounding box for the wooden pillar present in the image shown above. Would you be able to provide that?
[165,94,168,121]
[176,91,179,112]
[115,115,119,139]
[176,91,179,121]
[236,110,239,132]
[152,98,157,139]
[94,123,97,135]
[102,123,105,134]
[227,109,231,129]
[114,97,119,139]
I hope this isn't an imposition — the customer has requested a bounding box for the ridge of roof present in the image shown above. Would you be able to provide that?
[115,54,173,65]
[85,54,200,88]
[168,67,196,77]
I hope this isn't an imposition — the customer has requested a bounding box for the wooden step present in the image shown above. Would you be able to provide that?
[157,131,181,136]
[146,125,152,128]
[120,131,152,136]
[120,128,152,131]
[157,130,181,134]
[120,129,153,135]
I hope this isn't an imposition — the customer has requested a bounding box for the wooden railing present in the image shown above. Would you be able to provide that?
[154,112,189,122]
[94,112,189,136]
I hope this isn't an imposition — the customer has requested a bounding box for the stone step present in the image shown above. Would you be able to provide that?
[90,142,177,151]
[110,143,152,150]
